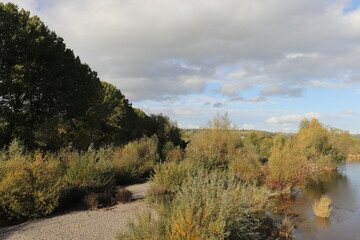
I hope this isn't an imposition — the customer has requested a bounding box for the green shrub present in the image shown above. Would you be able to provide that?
[115,188,133,203]
[118,211,167,240]
[294,119,346,167]
[0,139,28,181]
[229,145,265,183]
[165,147,185,163]
[121,171,278,240]
[185,114,242,170]
[313,195,332,218]
[65,146,115,191]
[0,153,63,219]
[151,161,193,192]
[266,136,310,191]
[147,161,194,204]
[168,172,276,240]
[112,136,159,185]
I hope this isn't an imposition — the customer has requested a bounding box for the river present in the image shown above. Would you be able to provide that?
[283,162,360,240]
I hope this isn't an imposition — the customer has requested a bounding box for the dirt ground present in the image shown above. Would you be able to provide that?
[0,183,150,240]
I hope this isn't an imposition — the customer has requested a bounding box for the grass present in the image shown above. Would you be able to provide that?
[312,195,332,218]
[278,216,294,240]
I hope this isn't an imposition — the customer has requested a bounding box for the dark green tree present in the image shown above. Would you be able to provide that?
[0,3,102,149]
[0,3,182,150]
[95,82,134,146]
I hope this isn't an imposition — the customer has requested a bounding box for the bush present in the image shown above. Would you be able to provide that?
[65,146,115,191]
[121,171,278,240]
[115,189,133,203]
[266,136,310,191]
[83,192,114,209]
[312,195,332,218]
[147,161,194,204]
[83,192,101,209]
[185,114,242,170]
[151,161,193,193]
[165,146,185,163]
[0,150,63,219]
[230,145,265,183]
[294,119,346,167]
[169,172,276,240]
[118,211,167,240]
[112,136,159,185]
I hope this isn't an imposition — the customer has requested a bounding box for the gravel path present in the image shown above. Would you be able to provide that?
[0,183,150,240]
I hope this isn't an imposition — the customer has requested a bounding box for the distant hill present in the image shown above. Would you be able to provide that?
[180,128,292,142]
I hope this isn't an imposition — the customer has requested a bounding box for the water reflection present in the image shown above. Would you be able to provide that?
[290,163,360,240]
[314,216,331,229]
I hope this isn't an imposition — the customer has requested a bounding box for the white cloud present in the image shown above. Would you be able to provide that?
[241,124,255,130]
[340,110,360,116]
[8,0,360,102]
[172,108,200,116]
[285,52,320,60]
[266,112,322,124]
[308,80,346,89]
[245,96,267,103]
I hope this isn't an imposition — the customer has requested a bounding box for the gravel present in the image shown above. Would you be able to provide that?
[0,183,150,240]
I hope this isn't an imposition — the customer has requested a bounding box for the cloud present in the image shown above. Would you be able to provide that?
[266,112,322,124]
[7,0,360,103]
[261,85,304,97]
[213,102,225,108]
[340,110,360,116]
[218,83,251,97]
[308,80,346,89]
[241,124,255,130]
[245,96,267,102]
[229,96,267,103]
[172,108,200,116]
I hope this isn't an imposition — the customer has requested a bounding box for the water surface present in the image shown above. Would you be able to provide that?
[288,162,360,240]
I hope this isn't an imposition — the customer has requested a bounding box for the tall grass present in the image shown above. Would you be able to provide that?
[278,216,294,240]
[313,195,332,218]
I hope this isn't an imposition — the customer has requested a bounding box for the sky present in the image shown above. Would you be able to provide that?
[4,0,360,133]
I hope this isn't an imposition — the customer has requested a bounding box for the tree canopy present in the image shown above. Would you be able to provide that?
[0,3,181,150]
[0,3,102,148]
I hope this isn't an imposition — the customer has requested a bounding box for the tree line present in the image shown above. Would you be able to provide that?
[0,3,181,151]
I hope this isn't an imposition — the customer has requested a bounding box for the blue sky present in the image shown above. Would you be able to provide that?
[6,0,360,133]
[344,0,360,12]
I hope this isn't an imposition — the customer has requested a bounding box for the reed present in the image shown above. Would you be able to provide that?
[312,195,332,218]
